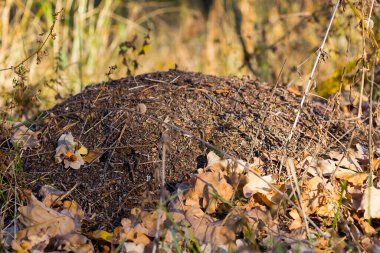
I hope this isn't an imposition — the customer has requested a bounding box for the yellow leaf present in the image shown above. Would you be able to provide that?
[77,144,88,156]
[89,230,114,243]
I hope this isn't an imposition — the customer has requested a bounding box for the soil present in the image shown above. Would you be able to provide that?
[14,70,357,230]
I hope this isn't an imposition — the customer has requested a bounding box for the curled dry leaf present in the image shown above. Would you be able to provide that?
[54,233,94,253]
[183,206,235,245]
[39,185,65,207]
[358,218,377,235]
[118,218,151,246]
[38,184,85,227]
[11,124,41,150]
[185,169,233,214]
[301,176,338,217]
[11,230,50,253]
[288,209,302,231]
[334,171,368,186]
[83,148,102,163]
[123,242,145,253]
[206,151,253,174]
[12,190,77,252]
[243,171,277,198]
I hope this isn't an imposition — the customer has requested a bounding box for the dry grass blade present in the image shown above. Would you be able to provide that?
[286,158,310,238]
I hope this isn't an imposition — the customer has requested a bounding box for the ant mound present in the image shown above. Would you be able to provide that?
[21,70,355,229]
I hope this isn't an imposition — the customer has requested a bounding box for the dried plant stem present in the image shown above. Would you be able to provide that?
[358,0,376,118]
[153,133,168,252]
[358,21,367,118]
[368,61,375,185]
[279,0,340,177]
[286,158,310,237]
[283,0,340,148]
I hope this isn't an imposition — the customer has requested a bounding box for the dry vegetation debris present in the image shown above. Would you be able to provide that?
[1,70,379,252]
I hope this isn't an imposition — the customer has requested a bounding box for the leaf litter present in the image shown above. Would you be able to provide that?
[1,70,380,251]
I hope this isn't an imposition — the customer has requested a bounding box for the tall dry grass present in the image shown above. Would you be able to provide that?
[0,0,378,118]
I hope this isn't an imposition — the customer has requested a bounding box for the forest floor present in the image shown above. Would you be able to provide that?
[1,70,379,252]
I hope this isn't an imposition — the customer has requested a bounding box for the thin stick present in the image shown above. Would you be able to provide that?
[368,61,375,185]
[153,133,169,252]
[287,158,310,237]
[280,0,341,173]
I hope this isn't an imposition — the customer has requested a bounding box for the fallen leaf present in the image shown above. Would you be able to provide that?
[11,229,50,253]
[289,209,302,230]
[54,233,94,253]
[243,172,276,198]
[301,176,338,217]
[360,186,380,219]
[358,218,377,235]
[185,169,233,213]
[89,230,114,243]
[334,171,368,186]
[16,191,76,240]
[184,206,235,245]
[77,144,88,155]
[118,219,151,246]
[11,124,41,150]
[39,185,65,207]
[122,242,145,253]
[83,148,102,163]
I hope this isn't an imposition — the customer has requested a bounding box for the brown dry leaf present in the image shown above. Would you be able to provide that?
[301,176,338,217]
[127,208,166,238]
[318,151,362,179]
[38,185,84,226]
[183,206,235,245]
[83,148,102,163]
[122,242,145,253]
[39,185,65,208]
[11,124,41,150]
[287,86,302,96]
[359,186,380,219]
[334,171,368,186]
[54,233,94,253]
[347,185,365,211]
[256,183,286,207]
[373,158,380,171]
[289,209,302,230]
[11,229,50,253]
[206,152,253,174]
[358,218,377,235]
[328,151,360,171]
[243,172,277,198]
[118,218,151,246]
[185,169,233,214]
[61,200,85,227]
[16,191,76,241]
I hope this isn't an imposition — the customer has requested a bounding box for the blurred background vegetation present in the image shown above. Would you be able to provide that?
[0,0,379,119]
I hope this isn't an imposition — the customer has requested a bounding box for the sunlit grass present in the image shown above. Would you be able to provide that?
[0,0,376,118]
